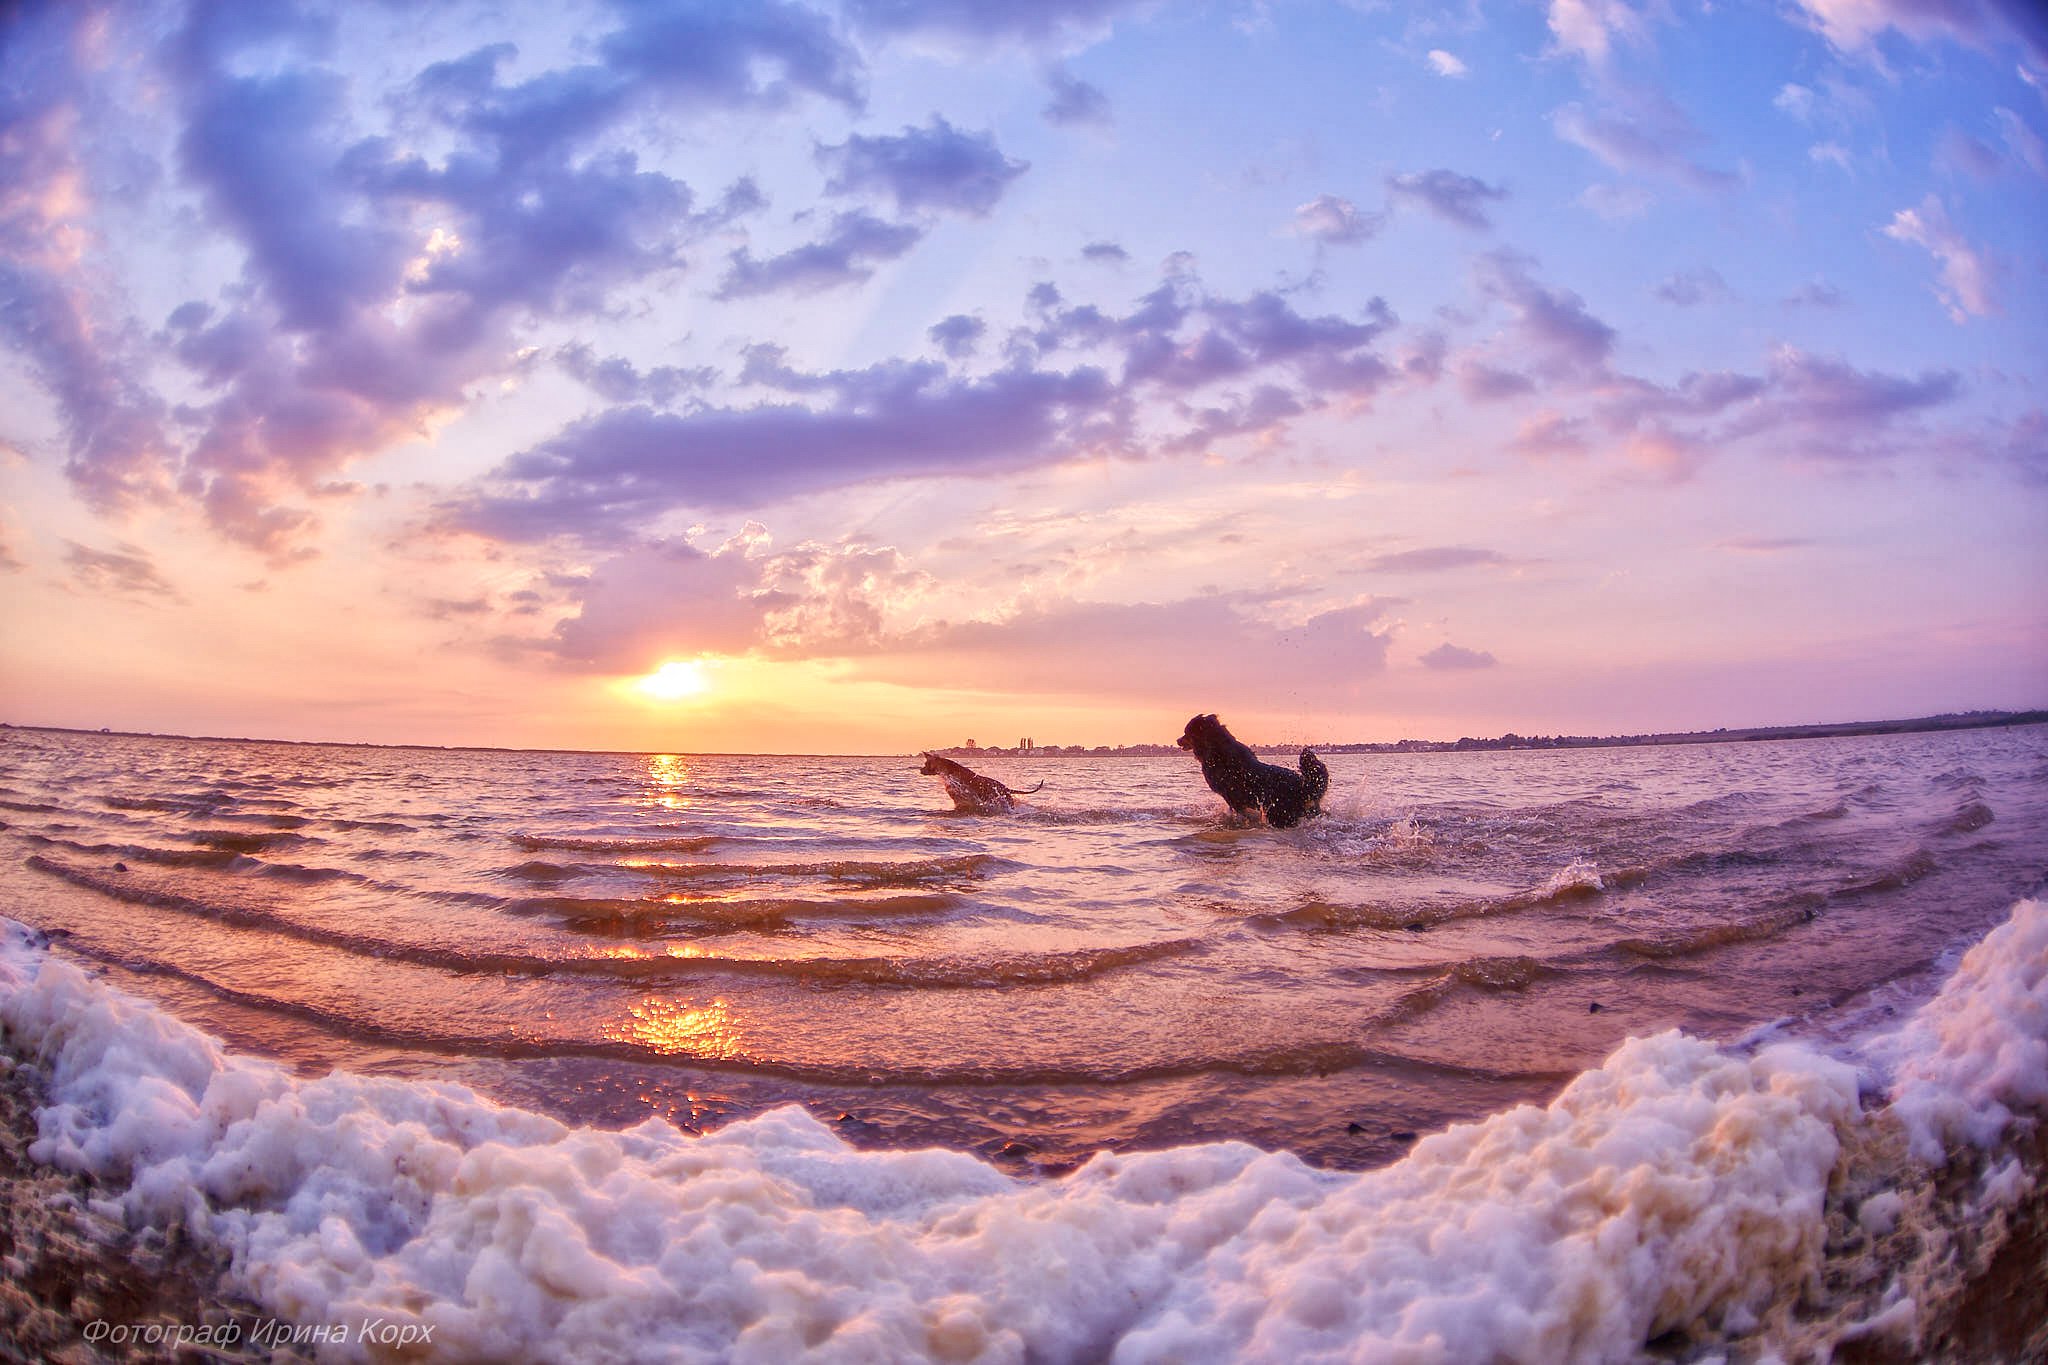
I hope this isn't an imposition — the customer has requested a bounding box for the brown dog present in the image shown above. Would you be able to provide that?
[920,752,1044,814]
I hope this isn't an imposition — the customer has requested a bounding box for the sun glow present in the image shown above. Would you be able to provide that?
[634,660,711,702]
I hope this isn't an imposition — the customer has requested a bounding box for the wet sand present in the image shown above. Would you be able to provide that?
[0,1049,292,1365]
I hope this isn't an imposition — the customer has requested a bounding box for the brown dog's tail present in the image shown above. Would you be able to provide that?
[1004,781,1046,796]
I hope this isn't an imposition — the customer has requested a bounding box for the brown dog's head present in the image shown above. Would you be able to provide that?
[1177,714,1224,750]
[919,752,942,774]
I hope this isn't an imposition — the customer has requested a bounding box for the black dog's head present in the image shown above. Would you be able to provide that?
[1177,713,1225,751]
[919,752,943,775]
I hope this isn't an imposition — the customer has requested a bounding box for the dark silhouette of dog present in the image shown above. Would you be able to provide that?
[1176,714,1329,828]
[920,753,1045,815]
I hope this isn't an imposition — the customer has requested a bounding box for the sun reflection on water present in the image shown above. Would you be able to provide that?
[606,997,744,1059]
[644,753,692,809]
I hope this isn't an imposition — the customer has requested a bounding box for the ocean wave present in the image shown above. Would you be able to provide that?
[1833,849,1939,899]
[3,896,2039,1363]
[1614,893,1826,960]
[513,892,967,932]
[22,853,1169,991]
[511,833,722,854]
[1936,800,1995,835]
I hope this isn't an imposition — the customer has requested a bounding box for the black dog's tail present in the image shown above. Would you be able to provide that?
[1003,782,1047,796]
[1298,749,1329,808]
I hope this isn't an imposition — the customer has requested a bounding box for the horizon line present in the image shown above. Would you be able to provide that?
[5,707,2042,762]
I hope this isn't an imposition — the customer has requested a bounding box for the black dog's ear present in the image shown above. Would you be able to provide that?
[1205,713,1220,725]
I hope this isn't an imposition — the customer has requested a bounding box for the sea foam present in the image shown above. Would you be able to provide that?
[2,899,2045,1363]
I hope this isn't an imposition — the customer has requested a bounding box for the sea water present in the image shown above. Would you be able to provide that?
[0,724,2044,1359]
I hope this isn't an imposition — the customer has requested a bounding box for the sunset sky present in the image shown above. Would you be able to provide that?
[2,0,2044,754]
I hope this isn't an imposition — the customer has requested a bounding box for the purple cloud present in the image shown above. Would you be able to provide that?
[12,0,873,558]
[1788,0,2048,67]
[1510,409,1592,458]
[820,116,1029,217]
[1081,240,1130,264]
[716,211,923,298]
[1474,251,1618,376]
[444,360,1120,540]
[1782,280,1846,310]
[1366,547,1507,573]
[1459,363,1537,402]
[1294,194,1385,245]
[1386,170,1508,231]
[1420,642,1498,670]
[928,314,987,358]
[844,0,1140,46]
[1718,537,1817,554]
[1552,88,1741,193]
[866,595,1397,702]
[1043,65,1112,128]
[64,541,180,601]
[556,344,716,406]
[1655,267,1732,307]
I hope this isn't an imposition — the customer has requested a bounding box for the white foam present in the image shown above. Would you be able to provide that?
[1541,857,1604,897]
[2,896,2045,1363]
[1864,895,2048,1162]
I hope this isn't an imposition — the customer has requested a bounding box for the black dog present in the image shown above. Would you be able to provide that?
[1177,714,1329,829]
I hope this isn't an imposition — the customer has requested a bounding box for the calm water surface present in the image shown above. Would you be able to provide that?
[2,725,2043,1171]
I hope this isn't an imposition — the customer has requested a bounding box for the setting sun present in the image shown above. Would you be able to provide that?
[634,660,710,702]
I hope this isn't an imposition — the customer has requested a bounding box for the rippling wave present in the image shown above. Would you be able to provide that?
[1,723,2043,1171]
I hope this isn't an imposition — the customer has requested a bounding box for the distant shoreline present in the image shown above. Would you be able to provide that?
[933,709,2048,758]
[2,708,2042,761]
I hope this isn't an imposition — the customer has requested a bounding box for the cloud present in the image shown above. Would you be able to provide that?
[1385,169,1507,230]
[540,532,1395,712]
[1774,83,1816,121]
[1936,125,2006,179]
[863,595,1398,703]
[1546,0,1652,65]
[1081,240,1130,263]
[1782,280,1846,309]
[1510,409,1592,457]
[1458,363,1537,401]
[1419,642,1498,670]
[1426,49,1469,78]
[1553,94,1740,192]
[451,271,1401,546]
[820,116,1029,217]
[1995,107,2048,178]
[1883,196,1999,321]
[843,0,1140,48]
[0,4,177,517]
[1655,267,1731,307]
[444,360,1120,540]
[1787,0,2048,68]
[1588,346,1962,473]
[716,211,924,298]
[1718,536,1817,554]
[541,528,932,670]
[928,314,986,357]
[1752,347,1961,428]
[1473,251,1617,376]
[10,0,867,558]
[1042,64,1112,127]
[63,541,180,601]
[1292,194,1385,245]
[1366,547,1507,572]
[1809,142,1853,172]
[1578,183,1654,220]
[556,343,715,406]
